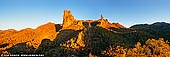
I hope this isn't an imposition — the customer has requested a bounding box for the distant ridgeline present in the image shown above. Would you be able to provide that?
[0,10,170,57]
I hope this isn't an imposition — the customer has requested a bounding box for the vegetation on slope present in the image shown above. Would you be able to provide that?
[2,22,170,57]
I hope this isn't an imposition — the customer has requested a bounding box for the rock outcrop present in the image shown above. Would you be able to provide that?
[63,10,75,28]
[60,31,85,49]
[62,10,84,30]
[62,10,125,30]
[76,31,85,48]
[97,15,125,29]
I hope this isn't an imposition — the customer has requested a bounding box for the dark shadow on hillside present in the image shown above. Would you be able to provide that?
[54,29,82,45]
[90,22,100,26]
[55,24,62,32]
[0,43,9,48]
[6,42,35,53]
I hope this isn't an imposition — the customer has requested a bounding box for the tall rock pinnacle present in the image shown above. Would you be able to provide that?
[97,15,110,28]
[100,14,104,20]
[62,10,84,30]
[63,10,75,28]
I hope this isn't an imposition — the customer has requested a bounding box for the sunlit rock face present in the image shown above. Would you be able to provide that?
[60,31,85,49]
[62,10,75,28]
[62,10,85,30]
[97,15,125,29]
[62,10,125,30]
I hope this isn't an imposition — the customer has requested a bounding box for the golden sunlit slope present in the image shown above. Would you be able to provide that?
[0,22,57,50]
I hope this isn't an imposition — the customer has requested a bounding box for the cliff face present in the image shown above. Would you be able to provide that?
[62,10,125,30]
[97,15,125,29]
[63,10,75,28]
[62,10,84,30]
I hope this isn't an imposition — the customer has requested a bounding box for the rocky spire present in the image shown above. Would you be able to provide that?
[98,15,108,28]
[97,15,125,29]
[100,14,104,20]
[62,10,85,30]
[63,10,75,28]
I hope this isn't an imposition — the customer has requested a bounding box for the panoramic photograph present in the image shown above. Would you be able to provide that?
[0,0,170,57]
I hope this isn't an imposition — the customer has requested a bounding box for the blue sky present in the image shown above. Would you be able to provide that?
[0,0,170,30]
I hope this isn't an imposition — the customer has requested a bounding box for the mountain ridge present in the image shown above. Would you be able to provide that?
[0,10,125,51]
[1,10,170,57]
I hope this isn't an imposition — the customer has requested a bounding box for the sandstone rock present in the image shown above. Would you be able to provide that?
[60,31,85,49]
[61,10,125,30]
[97,15,110,28]
[63,10,75,28]
[97,15,125,29]
[77,31,85,48]
[112,22,125,28]
[62,10,84,30]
